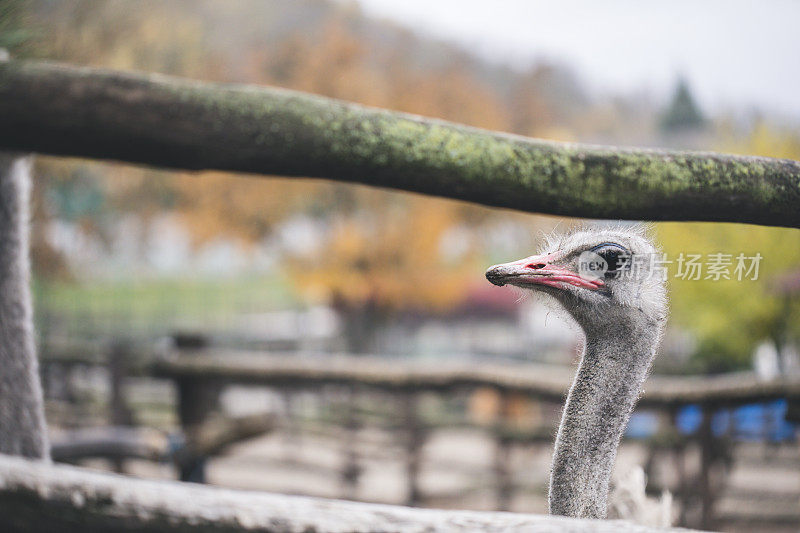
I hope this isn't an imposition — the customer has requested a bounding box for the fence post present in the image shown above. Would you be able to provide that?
[0,153,48,459]
[173,334,221,483]
[668,406,689,525]
[177,376,222,482]
[108,338,135,473]
[108,339,134,425]
[493,388,513,511]
[402,390,423,507]
[281,389,300,460]
[698,402,718,530]
[42,361,77,404]
[340,385,362,499]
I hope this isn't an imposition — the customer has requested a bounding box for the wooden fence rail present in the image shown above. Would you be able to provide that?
[0,454,690,533]
[0,60,798,228]
[151,350,800,407]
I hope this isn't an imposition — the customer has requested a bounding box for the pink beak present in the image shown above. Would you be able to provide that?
[485,252,605,290]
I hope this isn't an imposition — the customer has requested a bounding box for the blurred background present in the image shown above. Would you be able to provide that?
[2,1,799,531]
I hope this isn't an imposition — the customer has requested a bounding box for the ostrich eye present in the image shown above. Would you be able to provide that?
[590,242,630,277]
[599,249,622,272]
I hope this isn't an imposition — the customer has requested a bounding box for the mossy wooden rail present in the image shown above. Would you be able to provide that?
[0,60,798,228]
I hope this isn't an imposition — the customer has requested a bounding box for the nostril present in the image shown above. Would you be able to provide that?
[527,263,546,270]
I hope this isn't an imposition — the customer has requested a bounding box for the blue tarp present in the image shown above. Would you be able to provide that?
[625,399,796,442]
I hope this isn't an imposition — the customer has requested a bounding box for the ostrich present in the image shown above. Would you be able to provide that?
[485,225,668,520]
[0,152,49,459]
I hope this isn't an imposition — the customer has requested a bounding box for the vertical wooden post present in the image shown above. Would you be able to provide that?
[0,153,48,459]
[698,403,716,530]
[108,339,134,427]
[340,385,362,500]
[402,390,423,507]
[493,388,513,511]
[176,376,222,482]
[281,388,300,460]
[173,334,220,483]
[669,406,689,526]
[42,361,76,404]
[108,338,134,473]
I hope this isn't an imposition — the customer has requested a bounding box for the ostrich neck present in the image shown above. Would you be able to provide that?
[548,320,660,518]
[0,153,49,459]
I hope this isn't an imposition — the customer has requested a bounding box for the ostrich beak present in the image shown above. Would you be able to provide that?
[485,252,604,290]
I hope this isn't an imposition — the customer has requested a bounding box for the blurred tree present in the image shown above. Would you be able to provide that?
[29,0,210,76]
[288,196,480,352]
[0,0,33,55]
[22,1,520,335]
[659,77,706,134]
[171,172,326,245]
[509,63,587,138]
[658,123,800,372]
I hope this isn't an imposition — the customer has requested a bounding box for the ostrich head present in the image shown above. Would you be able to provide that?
[485,225,667,335]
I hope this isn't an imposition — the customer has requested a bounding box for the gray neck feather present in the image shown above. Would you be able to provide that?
[548,316,662,518]
[0,153,49,459]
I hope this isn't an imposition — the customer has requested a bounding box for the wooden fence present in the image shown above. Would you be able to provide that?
[152,349,800,529]
[37,342,800,529]
[1,56,799,532]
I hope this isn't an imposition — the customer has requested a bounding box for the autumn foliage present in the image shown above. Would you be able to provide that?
[24,1,545,317]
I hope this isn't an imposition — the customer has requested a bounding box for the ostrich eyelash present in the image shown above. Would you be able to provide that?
[589,242,629,254]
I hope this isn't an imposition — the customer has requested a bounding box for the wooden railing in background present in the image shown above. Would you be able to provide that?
[36,341,800,530]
